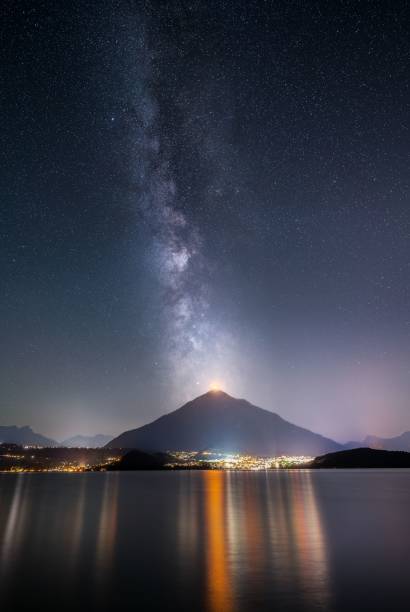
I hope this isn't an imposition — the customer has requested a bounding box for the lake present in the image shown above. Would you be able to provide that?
[1,470,410,611]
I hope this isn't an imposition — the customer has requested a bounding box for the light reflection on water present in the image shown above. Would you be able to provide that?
[68,474,86,566]
[1,470,410,611]
[95,472,119,581]
[205,471,232,612]
[0,473,26,576]
[202,470,329,612]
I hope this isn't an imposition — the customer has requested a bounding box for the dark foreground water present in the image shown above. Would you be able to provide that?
[1,470,410,612]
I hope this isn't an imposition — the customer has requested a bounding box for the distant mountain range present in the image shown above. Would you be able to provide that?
[0,425,57,447]
[60,434,112,448]
[5,397,410,455]
[0,427,112,448]
[106,390,342,456]
[344,431,410,452]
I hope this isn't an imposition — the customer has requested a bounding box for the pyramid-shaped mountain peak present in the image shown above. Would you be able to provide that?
[107,391,341,456]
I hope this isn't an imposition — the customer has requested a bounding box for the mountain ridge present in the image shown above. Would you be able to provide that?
[60,434,113,448]
[363,431,410,452]
[343,431,410,452]
[0,425,57,447]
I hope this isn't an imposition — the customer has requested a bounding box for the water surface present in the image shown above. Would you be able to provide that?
[1,470,409,611]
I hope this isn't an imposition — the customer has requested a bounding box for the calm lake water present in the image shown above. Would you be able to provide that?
[1,470,410,611]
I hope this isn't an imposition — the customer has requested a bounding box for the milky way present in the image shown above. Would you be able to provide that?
[125,26,235,399]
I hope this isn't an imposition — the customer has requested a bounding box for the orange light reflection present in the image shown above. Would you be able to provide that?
[205,471,232,612]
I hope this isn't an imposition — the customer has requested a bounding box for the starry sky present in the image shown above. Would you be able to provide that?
[2,1,410,442]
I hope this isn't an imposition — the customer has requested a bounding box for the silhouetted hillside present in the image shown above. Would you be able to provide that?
[309,447,410,468]
[110,449,169,470]
[107,390,341,456]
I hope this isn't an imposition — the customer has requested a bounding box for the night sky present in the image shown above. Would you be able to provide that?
[2,1,409,442]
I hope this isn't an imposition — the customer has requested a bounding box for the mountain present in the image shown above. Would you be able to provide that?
[309,447,410,468]
[362,431,410,452]
[0,425,57,447]
[342,431,410,452]
[60,434,113,448]
[106,390,341,456]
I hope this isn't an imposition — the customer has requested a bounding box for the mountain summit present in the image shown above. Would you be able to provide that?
[106,390,341,455]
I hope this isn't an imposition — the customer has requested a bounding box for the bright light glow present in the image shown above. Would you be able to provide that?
[209,382,222,392]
